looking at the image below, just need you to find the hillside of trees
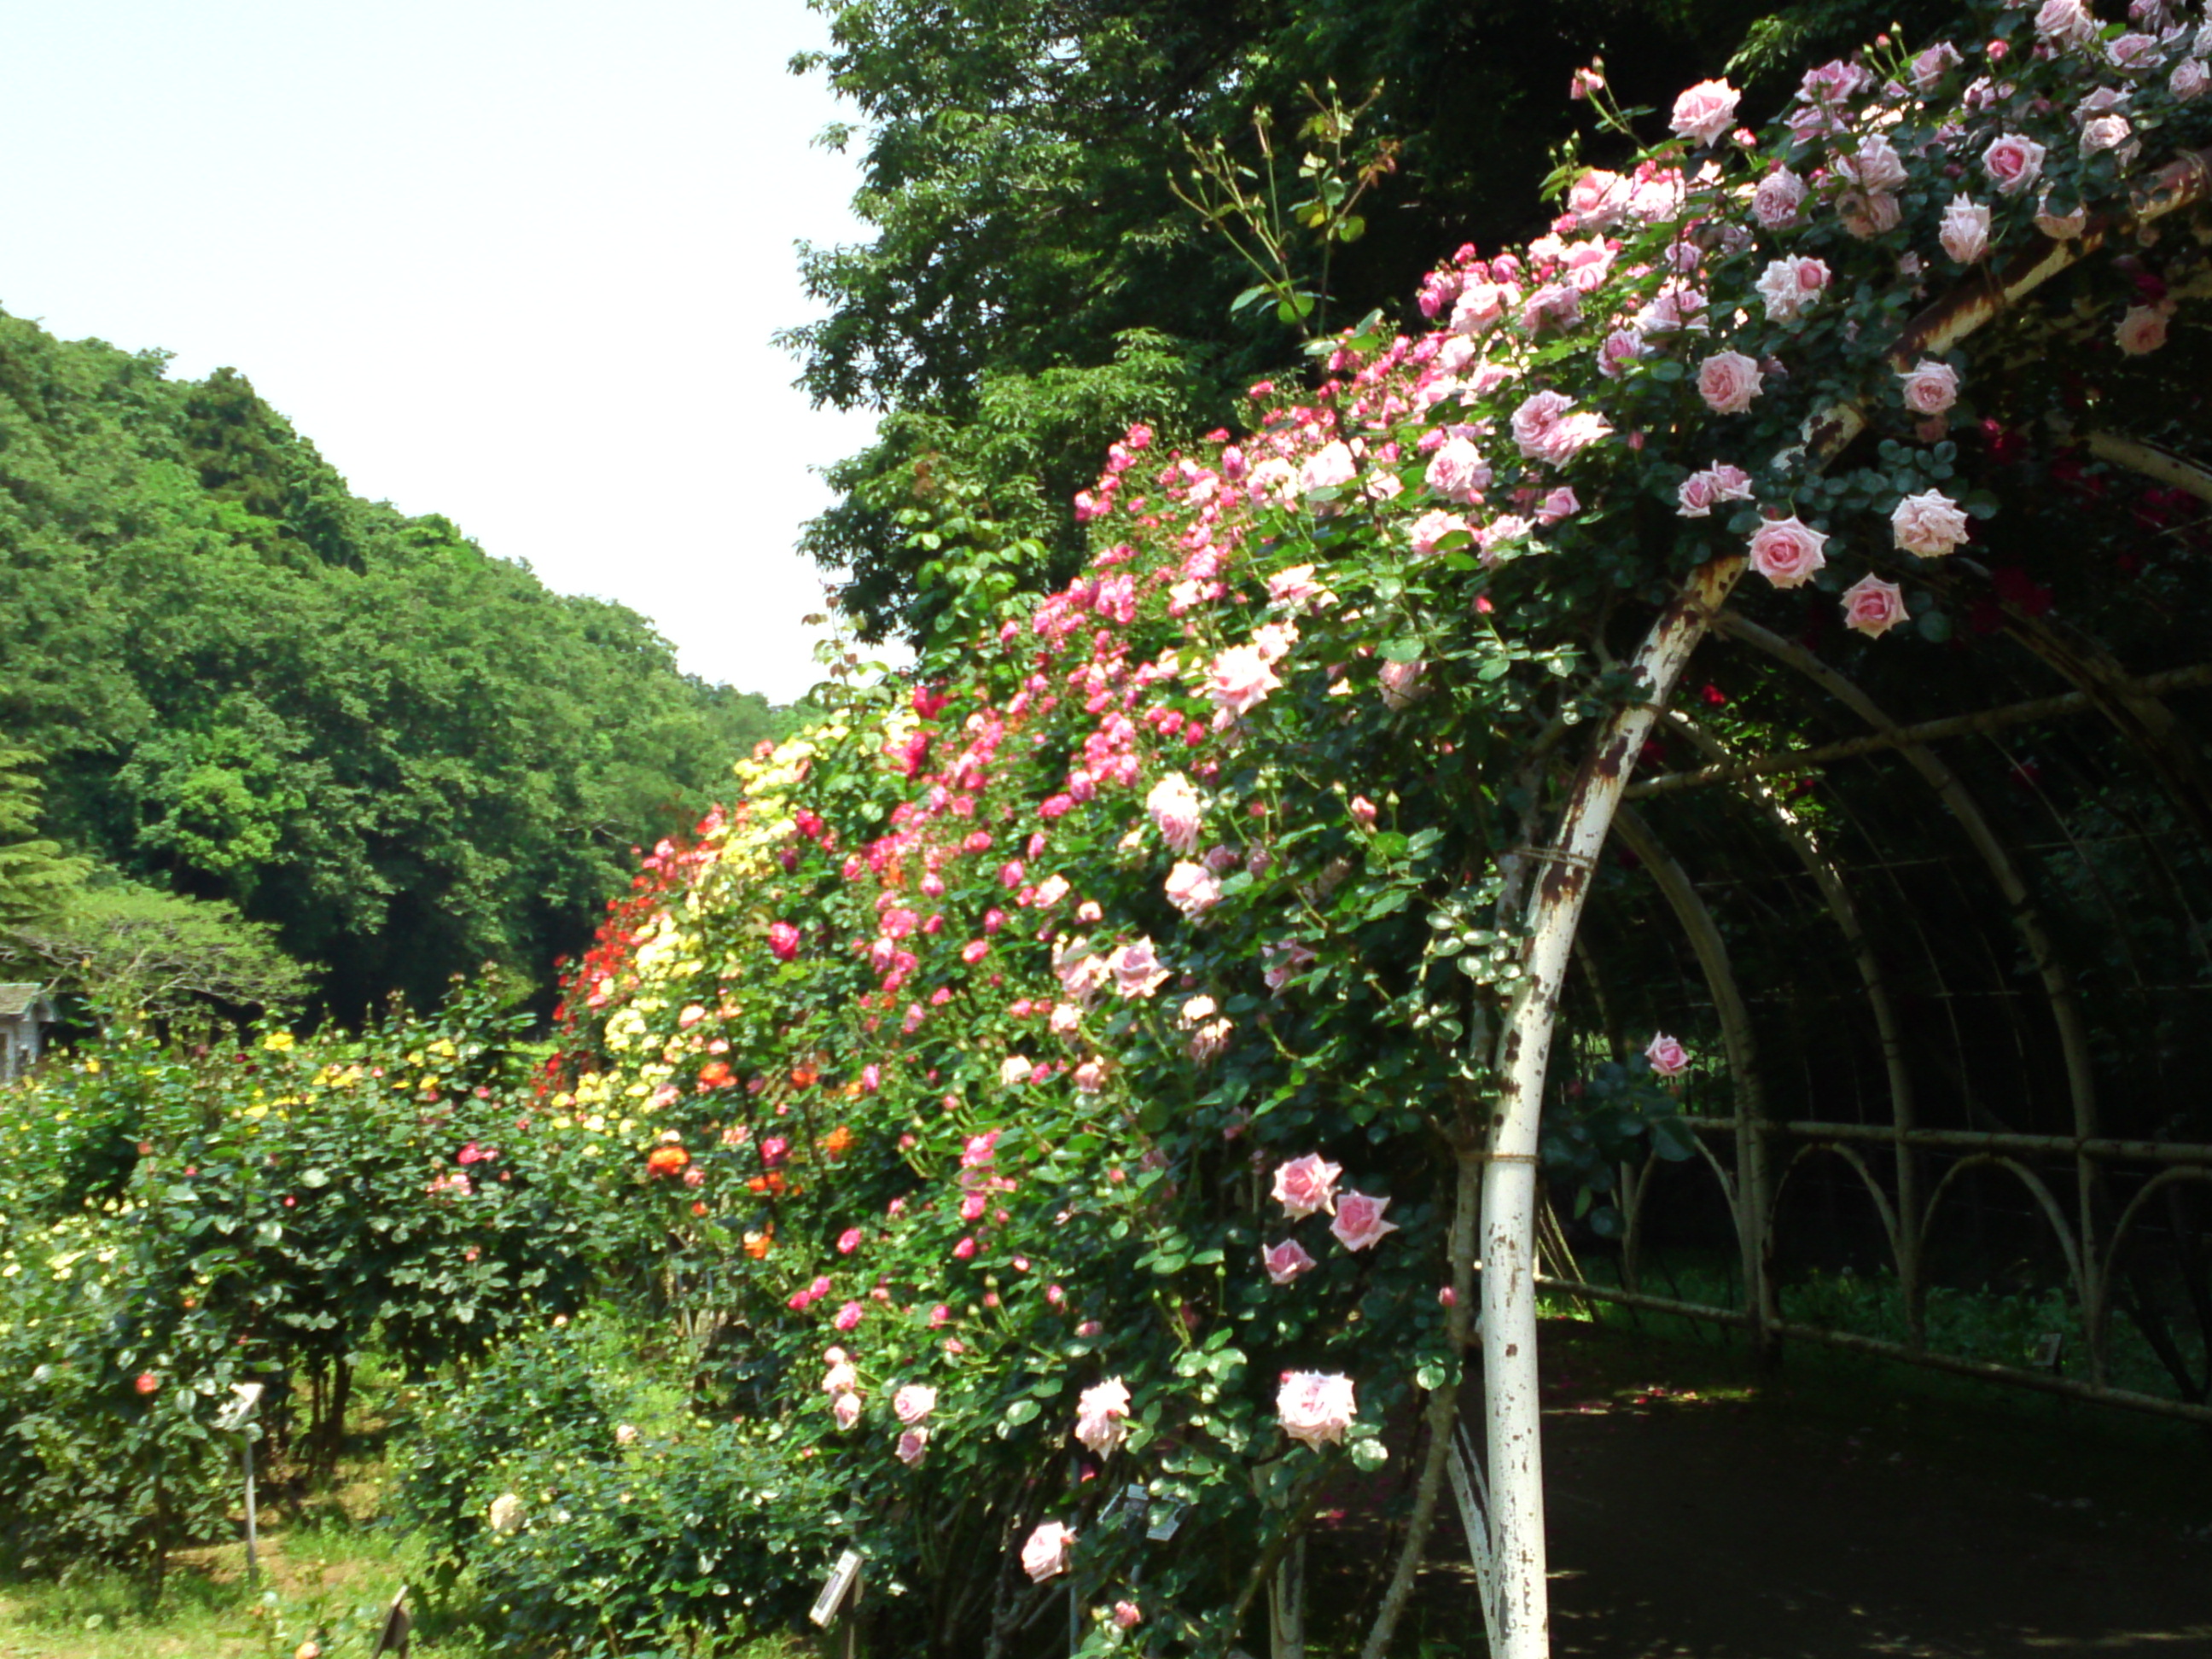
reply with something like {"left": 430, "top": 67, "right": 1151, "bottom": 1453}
{"left": 0, "top": 311, "right": 799, "bottom": 1018}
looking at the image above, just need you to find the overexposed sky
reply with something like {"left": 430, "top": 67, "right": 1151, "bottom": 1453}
{"left": 0, "top": 0, "right": 883, "bottom": 704}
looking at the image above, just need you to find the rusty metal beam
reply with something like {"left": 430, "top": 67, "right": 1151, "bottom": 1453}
{"left": 1684, "top": 1116, "right": 2212, "bottom": 1166}
{"left": 1626, "top": 661, "right": 2212, "bottom": 799}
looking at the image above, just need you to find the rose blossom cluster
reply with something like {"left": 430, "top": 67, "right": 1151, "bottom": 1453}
{"left": 566, "top": 3, "right": 2212, "bottom": 1612}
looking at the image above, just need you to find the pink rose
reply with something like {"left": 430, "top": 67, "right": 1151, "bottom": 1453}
{"left": 1697, "top": 352, "right": 1765, "bottom": 415}
{"left": 1751, "top": 166, "right": 1808, "bottom": 229}
{"left": 836, "top": 1226, "right": 864, "bottom": 1255}
{"left": 833, "top": 1391, "right": 862, "bottom": 1431}
{"left": 1837, "top": 189, "right": 1901, "bottom": 239}
{"left": 1910, "top": 41, "right": 1963, "bottom": 89}
{"left": 1982, "top": 133, "right": 2046, "bottom": 195}
{"left": 893, "top": 1383, "right": 936, "bottom": 1425}
{"left": 1164, "top": 860, "right": 1223, "bottom": 917}
{"left": 1262, "top": 938, "right": 1316, "bottom": 995}
{"left": 1677, "top": 463, "right": 1754, "bottom": 519}
{"left": 1107, "top": 937, "right": 1171, "bottom": 999}
{"left": 1141, "top": 778, "right": 1194, "bottom": 858}
{"left": 1272, "top": 1152, "right": 1343, "bottom": 1220}
{"left": 1537, "top": 487, "right": 1580, "bottom": 525}
{"left": 1072, "top": 1057, "right": 1109, "bottom": 1093}
{"left": 1567, "top": 167, "right": 1630, "bottom": 229}
{"left": 1596, "top": 328, "right": 1644, "bottom": 379}
{"left": 1073, "top": 1377, "right": 1132, "bottom": 1456}
{"left": 1891, "top": 490, "right": 1971, "bottom": 556}
{"left": 1668, "top": 78, "right": 1741, "bottom": 144}
{"left": 960, "top": 1130, "right": 998, "bottom": 1168}
{"left": 1112, "top": 1603, "right": 1143, "bottom": 1630}
{"left": 2173, "top": 58, "right": 2209, "bottom": 100}
{"left": 1424, "top": 431, "right": 1495, "bottom": 498}
{"left": 1508, "top": 392, "right": 1611, "bottom": 468}
{"left": 2035, "top": 0, "right": 2098, "bottom": 46}
{"left": 1188, "top": 1017, "right": 1233, "bottom": 1063}
{"left": 1842, "top": 574, "right": 1910, "bottom": 637}
{"left": 1378, "top": 658, "right": 1429, "bottom": 710}
{"left": 1021, "top": 1521, "right": 1077, "bottom": 1583}
{"left": 1409, "top": 509, "right": 1471, "bottom": 557}
{"left": 1755, "top": 256, "right": 1829, "bottom": 323}
{"left": 1203, "top": 643, "right": 1283, "bottom": 724}
{"left": 2106, "top": 32, "right": 2161, "bottom": 72}
{"left": 1298, "top": 439, "right": 1358, "bottom": 495}
{"left": 1329, "top": 1191, "right": 1400, "bottom": 1253}
{"left": 1748, "top": 516, "right": 1829, "bottom": 587}
{"left": 1263, "top": 1238, "right": 1318, "bottom": 1285}
{"left": 2116, "top": 302, "right": 2173, "bottom": 355}
{"left": 834, "top": 1301, "right": 864, "bottom": 1331}
{"left": 1266, "top": 564, "right": 1335, "bottom": 608}
{"left": 1939, "top": 195, "right": 1991, "bottom": 264}
{"left": 768, "top": 921, "right": 801, "bottom": 961}
{"left": 952, "top": 1236, "right": 977, "bottom": 1260}
{"left": 1798, "top": 57, "right": 1870, "bottom": 106}
{"left": 1897, "top": 359, "right": 1960, "bottom": 416}
{"left": 1451, "top": 281, "right": 1512, "bottom": 335}
{"left": 1644, "top": 1033, "right": 1691, "bottom": 1077}
{"left": 2079, "top": 114, "right": 2133, "bottom": 156}
{"left": 1845, "top": 133, "right": 1908, "bottom": 194}
{"left": 1277, "top": 1371, "right": 1358, "bottom": 1450}
{"left": 895, "top": 1427, "right": 928, "bottom": 1466}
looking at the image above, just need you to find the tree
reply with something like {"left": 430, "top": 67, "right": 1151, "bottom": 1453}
{"left": 0, "top": 746, "right": 84, "bottom": 928}
{"left": 0, "top": 312, "right": 810, "bottom": 1016}
{"left": 9, "top": 878, "right": 310, "bottom": 1025}
{"left": 784, "top": 0, "right": 1782, "bottom": 642}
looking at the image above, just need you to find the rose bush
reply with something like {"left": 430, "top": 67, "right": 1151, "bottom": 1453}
{"left": 0, "top": 975, "right": 630, "bottom": 1579}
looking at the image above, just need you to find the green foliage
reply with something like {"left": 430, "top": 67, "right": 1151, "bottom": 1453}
{"left": 0, "top": 975, "right": 637, "bottom": 1580}
{"left": 393, "top": 1310, "right": 844, "bottom": 1656}
{"left": 0, "top": 745, "right": 86, "bottom": 928}
{"left": 7, "top": 876, "right": 310, "bottom": 1025}
{"left": 0, "top": 315, "right": 802, "bottom": 1015}
{"left": 1542, "top": 1056, "right": 1700, "bottom": 1238}
{"left": 810, "top": 330, "right": 1231, "bottom": 643}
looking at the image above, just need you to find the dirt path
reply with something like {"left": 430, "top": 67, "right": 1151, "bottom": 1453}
{"left": 1525, "top": 1318, "right": 2212, "bottom": 1657}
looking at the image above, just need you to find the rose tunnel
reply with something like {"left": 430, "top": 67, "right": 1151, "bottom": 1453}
{"left": 558, "top": 12, "right": 2212, "bottom": 1658}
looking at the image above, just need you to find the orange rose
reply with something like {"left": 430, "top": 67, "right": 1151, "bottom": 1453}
{"left": 645, "top": 1144, "right": 690, "bottom": 1178}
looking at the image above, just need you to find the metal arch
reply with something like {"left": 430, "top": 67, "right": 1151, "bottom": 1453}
{"left": 1918, "top": 1154, "right": 2087, "bottom": 1310}
{"left": 2088, "top": 1165, "right": 2212, "bottom": 1351}
{"left": 1689, "top": 1130, "right": 1740, "bottom": 1210}
{"left": 1768, "top": 1140, "right": 1905, "bottom": 1276}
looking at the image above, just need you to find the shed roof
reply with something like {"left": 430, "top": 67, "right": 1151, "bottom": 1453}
{"left": 0, "top": 984, "right": 49, "bottom": 1019}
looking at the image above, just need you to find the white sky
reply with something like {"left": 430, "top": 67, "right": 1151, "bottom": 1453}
{"left": 0, "top": 0, "right": 888, "bottom": 705}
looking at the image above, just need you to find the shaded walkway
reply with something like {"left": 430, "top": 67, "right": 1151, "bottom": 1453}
{"left": 1534, "top": 1318, "right": 2212, "bottom": 1657}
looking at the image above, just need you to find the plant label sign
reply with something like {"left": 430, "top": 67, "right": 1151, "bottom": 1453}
{"left": 214, "top": 1380, "right": 265, "bottom": 1434}
{"left": 811, "top": 1549, "right": 863, "bottom": 1627}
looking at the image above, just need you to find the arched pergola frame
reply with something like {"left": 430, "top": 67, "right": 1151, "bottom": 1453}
{"left": 1464, "top": 144, "right": 2212, "bottom": 1659}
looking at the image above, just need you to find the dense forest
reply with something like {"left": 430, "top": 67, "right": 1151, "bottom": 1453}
{"left": 0, "top": 311, "right": 797, "bottom": 1018}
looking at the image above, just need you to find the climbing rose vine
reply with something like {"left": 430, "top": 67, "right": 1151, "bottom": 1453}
{"left": 554, "top": 3, "right": 2209, "bottom": 1650}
